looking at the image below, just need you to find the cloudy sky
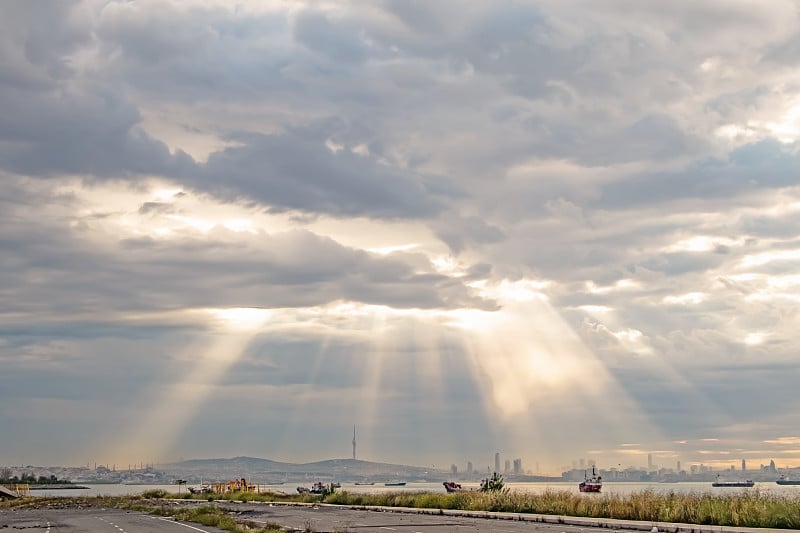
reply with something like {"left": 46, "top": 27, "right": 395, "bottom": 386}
{"left": 2, "top": 0, "right": 800, "bottom": 475}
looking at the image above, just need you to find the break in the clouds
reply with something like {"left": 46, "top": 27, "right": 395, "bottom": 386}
{"left": 1, "top": 0, "right": 800, "bottom": 473}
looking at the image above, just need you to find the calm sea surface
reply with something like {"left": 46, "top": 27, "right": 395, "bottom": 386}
{"left": 32, "top": 481, "right": 800, "bottom": 498}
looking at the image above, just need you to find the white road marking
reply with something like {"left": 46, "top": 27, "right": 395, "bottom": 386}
{"left": 156, "top": 516, "right": 214, "bottom": 532}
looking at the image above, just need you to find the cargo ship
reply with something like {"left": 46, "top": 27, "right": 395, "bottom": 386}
{"left": 712, "top": 475, "right": 754, "bottom": 487}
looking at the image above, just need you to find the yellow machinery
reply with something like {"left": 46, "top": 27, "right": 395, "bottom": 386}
{"left": 211, "top": 478, "right": 258, "bottom": 494}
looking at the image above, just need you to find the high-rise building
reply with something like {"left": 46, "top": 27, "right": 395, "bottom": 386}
{"left": 676, "top": 460, "right": 681, "bottom": 472}
{"left": 451, "top": 464, "right": 458, "bottom": 474}
{"left": 495, "top": 453, "right": 500, "bottom": 473}
{"left": 769, "top": 460, "right": 776, "bottom": 472}
{"left": 647, "top": 453, "right": 653, "bottom": 470}
{"left": 467, "top": 461, "right": 473, "bottom": 474}
{"left": 504, "top": 459, "right": 511, "bottom": 473}
{"left": 352, "top": 425, "right": 356, "bottom": 461}
{"left": 513, "top": 458, "right": 522, "bottom": 474}
{"left": 741, "top": 459, "right": 746, "bottom": 472}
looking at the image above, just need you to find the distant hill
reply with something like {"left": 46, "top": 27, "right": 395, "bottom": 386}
{"left": 172, "top": 456, "right": 293, "bottom": 470}
{"left": 163, "top": 456, "right": 444, "bottom": 483}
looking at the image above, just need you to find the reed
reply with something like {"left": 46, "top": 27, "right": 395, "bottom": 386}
{"left": 323, "top": 488, "right": 800, "bottom": 529}
{"left": 4, "top": 488, "right": 800, "bottom": 530}
{"left": 140, "top": 487, "right": 800, "bottom": 529}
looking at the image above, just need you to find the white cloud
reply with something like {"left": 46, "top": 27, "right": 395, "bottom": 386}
{"left": 2, "top": 0, "right": 800, "bottom": 470}
{"left": 663, "top": 292, "right": 706, "bottom": 305}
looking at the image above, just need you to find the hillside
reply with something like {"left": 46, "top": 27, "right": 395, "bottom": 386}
{"left": 164, "top": 457, "right": 443, "bottom": 483}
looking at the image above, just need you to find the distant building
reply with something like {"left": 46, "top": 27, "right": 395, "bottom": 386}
{"left": 495, "top": 453, "right": 500, "bottom": 473}
{"left": 677, "top": 461, "right": 681, "bottom": 472}
{"left": 648, "top": 454, "right": 653, "bottom": 470}
{"left": 504, "top": 459, "right": 510, "bottom": 473}
{"left": 742, "top": 459, "right": 746, "bottom": 472}
{"left": 467, "top": 461, "right": 473, "bottom": 474}
{"left": 769, "top": 460, "right": 776, "bottom": 473}
{"left": 513, "top": 458, "right": 522, "bottom": 475}
{"left": 451, "top": 464, "right": 458, "bottom": 475}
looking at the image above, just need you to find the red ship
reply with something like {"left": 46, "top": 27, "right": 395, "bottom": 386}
{"left": 443, "top": 481, "right": 466, "bottom": 493}
{"left": 579, "top": 465, "right": 602, "bottom": 493}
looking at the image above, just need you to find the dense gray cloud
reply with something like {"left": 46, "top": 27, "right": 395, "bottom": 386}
{"left": 200, "top": 130, "right": 448, "bottom": 218}
{"left": 1, "top": 0, "right": 800, "bottom": 470}
{"left": 0, "top": 179, "right": 489, "bottom": 320}
{"left": 599, "top": 140, "right": 800, "bottom": 209}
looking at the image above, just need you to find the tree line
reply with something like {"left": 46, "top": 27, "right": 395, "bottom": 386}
{"left": 1, "top": 468, "right": 71, "bottom": 485}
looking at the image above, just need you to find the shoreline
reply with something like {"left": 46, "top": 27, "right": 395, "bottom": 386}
{"left": 28, "top": 484, "right": 90, "bottom": 490}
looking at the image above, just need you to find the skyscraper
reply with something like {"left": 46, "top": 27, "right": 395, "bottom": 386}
{"left": 495, "top": 453, "right": 500, "bottom": 473}
{"left": 741, "top": 459, "right": 746, "bottom": 472}
{"left": 647, "top": 453, "right": 653, "bottom": 470}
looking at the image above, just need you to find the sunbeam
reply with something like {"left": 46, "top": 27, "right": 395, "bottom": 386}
{"left": 99, "top": 309, "right": 270, "bottom": 464}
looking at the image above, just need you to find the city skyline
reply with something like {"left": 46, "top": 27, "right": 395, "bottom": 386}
{"left": 4, "top": 440, "right": 797, "bottom": 478}
{"left": 2, "top": 450, "right": 796, "bottom": 479}
{"left": 1, "top": 1, "right": 800, "bottom": 472}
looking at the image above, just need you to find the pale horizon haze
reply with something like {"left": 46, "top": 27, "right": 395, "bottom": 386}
{"left": 1, "top": 0, "right": 800, "bottom": 475}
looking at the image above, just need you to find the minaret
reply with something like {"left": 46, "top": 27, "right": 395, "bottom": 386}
{"left": 352, "top": 425, "right": 357, "bottom": 460}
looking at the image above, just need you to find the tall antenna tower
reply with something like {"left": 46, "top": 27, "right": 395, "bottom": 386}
{"left": 352, "top": 425, "right": 356, "bottom": 460}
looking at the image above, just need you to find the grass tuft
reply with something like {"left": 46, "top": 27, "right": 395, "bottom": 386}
{"left": 4, "top": 486, "right": 800, "bottom": 531}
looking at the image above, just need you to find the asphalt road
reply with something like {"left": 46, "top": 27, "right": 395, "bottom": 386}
{"left": 5, "top": 502, "right": 794, "bottom": 533}
{"left": 0, "top": 507, "right": 229, "bottom": 533}
{"left": 0, "top": 504, "right": 621, "bottom": 533}
{"left": 219, "top": 502, "right": 607, "bottom": 533}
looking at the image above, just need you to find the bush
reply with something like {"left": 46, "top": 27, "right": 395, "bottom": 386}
{"left": 480, "top": 472, "right": 506, "bottom": 493}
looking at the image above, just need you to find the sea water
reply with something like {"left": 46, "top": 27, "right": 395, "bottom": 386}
{"left": 31, "top": 481, "right": 800, "bottom": 498}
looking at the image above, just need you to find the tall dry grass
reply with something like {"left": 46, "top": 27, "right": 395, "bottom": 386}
{"left": 324, "top": 488, "right": 800, "bottom": 528}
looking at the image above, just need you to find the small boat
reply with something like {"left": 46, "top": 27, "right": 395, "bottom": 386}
{"left": 384, "top": 481, "right": 406, "bottom": 487}
{"left": 354, "top": 481, "right": 375, "bottom": 485}
{"left": 443, "top": 481, "right": 467, "bottom": 493}
{"left": 776, "top": 474, "right": 800, "bottom": 485}
{"left": 712, "top": 475, "right": 754, "bottom": 487}
{"left": 188, "top": 484, "right": 213, "bottom": 494}
{"left": 579, "top": 465, "right": 602, "bottom": 493}
{"left": 297, "top": 481, "right": 327, "bottom": 494}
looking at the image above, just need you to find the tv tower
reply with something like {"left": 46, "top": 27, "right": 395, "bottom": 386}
{"left": 352, "top": 425, "right": 357, "bottom": 460}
